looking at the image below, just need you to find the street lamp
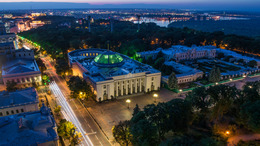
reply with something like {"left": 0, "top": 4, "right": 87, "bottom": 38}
{"left": 179, "top": 89, "right": 183, "bottom": 92}
{"left": 153, "top": 93, "right": 158, "bottom": 104}
{"left": 225, "top": 131, "right": 230, "bottom": 135}
{"left": 80, "top": 92, "right": 83, "bottom": 95}
{"left": 230, "top": 79, "right": 233, "bottom": 81}
{"left": 126, "top": 99, "right": 131, "bottom": 109}
{"left": 216, "top": 82, "right": 219, "bottom": 85}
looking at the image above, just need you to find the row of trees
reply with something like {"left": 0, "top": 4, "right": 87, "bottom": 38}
{"left": 112, "top": 82, "right": 260, "bottom": 145}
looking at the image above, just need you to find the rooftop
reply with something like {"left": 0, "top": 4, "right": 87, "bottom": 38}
{"left": 164, "top": 61, "right": 203, "bottom": 77}
{"left": 138, "top": 45, "right": 216, "bottom": 55}
{"left": 93, "top": 51, "right": 124, "bottom": 67}
{"left": 69, "top": 49, "right": 160, "bottom": 83}
{"left": 2, "top": 58, "right": 40, "bottom": 76}
{"left": 0, "top": 105, "right": 58, "bottom": 145}
{"left": 0, "top": 88, "right": 38, "bottom": 109}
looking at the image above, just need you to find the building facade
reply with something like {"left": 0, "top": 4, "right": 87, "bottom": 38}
{"left": 161, "top": 61, "right": 203, "bottom": 84}
{"left": 2, "top": 58, "right": 42, "bottom": 87}
{"left": 138, "top": 45, "right": 216, "bottom": 62}
{"left": 0, "top": 88, "right": 39, "bottom": 117}
{"left": 68, "top": 49, "right": 161, "bottom": 102}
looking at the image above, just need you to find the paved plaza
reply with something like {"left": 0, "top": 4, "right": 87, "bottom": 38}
{"left": 87, "top": 88, "right": 182, "bottom": 141}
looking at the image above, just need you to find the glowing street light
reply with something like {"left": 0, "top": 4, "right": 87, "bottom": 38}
{"left": 215, "top": 82, "right": 219, "bottom": 85}
{"left": 179, "top": 89, "right": 183, "bottom": 92}
{"left": 249, "top": 86, "right": 252, "bottom": 89}
{"left": 243, "top": 75, "right": 246, "bottom": 78}
{"left": 153, "top": 93, "right": 158, "bottom": 104}
{"left": 225, "top": 131, "right": 230, "bottom": 135}
{"left": 126, "top": 99, "right": 131, "bottom": 109}
{"left": 80, "top": 92, "right": 83, "bottom": 95}
{"left": 230, "top": 79, "right": 233, "bottom": 81}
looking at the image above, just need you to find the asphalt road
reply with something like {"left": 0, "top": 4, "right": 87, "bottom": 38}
{"left": 42, "top": 56, "right": 111, "bottom": 146}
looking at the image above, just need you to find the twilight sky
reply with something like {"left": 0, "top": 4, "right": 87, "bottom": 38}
{"left": 0, "top": 0, "right": 259, "bottom": 4}
{"left": 0, "top": 0, "right": 259, "bottom": 11}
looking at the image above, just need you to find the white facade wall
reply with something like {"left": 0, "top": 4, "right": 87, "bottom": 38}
{"left": 89, "top": 72, "right": 161, "bottom": 101}
{"left": 3, "top": 73, "right": 42, "bottom": 86}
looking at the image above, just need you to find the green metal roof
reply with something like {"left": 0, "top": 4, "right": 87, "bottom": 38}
{"left": 94, "top": 51, "right": 124, "bottom": 65}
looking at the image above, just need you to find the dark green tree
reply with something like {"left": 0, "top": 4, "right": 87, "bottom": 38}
{"left": 168, "top": 72, "right": 179, "bottom": 89}
{"left": 130, "top": 111, "right": 159, "bottom": 146}
{"left": 166, "top": 99, "right": 193, "bottom": 133}
{"left": 112, "top": 120, "right": 132, "bottom": 146}
{"left": 55, "top": 58, "right": 71, "bottom": 76}
{"left": 36, "top": 58, "right": 47, "bottom": 76}
{"left": 240, "top": 100, "right": 260, "bottom": 133}
{"left": 143, "top": 103, "right": 170, "bottom": 140}
{"left": 132, "top": 104, "right": 141, "bottom": 116}
{"left": 207, "top": 85, "right": 238, "bottom": 120}
{"left": 186, "top": 86, "right": 212, "bottom": 114}
{"left": 209, "top": 66, "right": 221, "bottom": 83}
{"left": 248, "top": 60, "right": 257, "bottom": 68}
{"left": 67, "top": 76, "right": 94, "bottom": 100}
{"left": 58, "top": 119, "right": 82, "bottom": 145}
{"left": 154, "top": 57, "right": 165, "bottom": 70}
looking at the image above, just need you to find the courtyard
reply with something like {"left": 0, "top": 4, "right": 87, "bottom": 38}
{"left": 84, "top": 88, "right": 182, "bottom": 141}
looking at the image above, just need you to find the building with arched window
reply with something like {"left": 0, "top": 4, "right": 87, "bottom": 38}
{"left": 68, "top": 49, "right": 161, "bottom": 102}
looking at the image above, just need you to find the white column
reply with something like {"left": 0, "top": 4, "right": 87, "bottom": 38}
{"left": 130, "top": 80, "right": 133, "bottom": 94}
{"left": 120, "top": 81, "right": 123, "bottom": 96}
{"left": 135, "top": 79, "right": 137, "bottom": 93}
{"left": 139, "top": 78, "right": 141, "bottom": 92}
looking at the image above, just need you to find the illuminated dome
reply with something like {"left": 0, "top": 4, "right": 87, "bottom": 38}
{"left": 93, "top": 51, "right": 124, "bottom": 67}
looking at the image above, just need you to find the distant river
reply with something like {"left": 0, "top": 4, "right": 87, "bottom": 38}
{"left": 133, "top": 18, "right": 171, "bottom": 27}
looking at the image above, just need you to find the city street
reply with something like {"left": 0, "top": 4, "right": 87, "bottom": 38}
{"left": 42, "top": 56, "right": 111, "bottom": 146}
